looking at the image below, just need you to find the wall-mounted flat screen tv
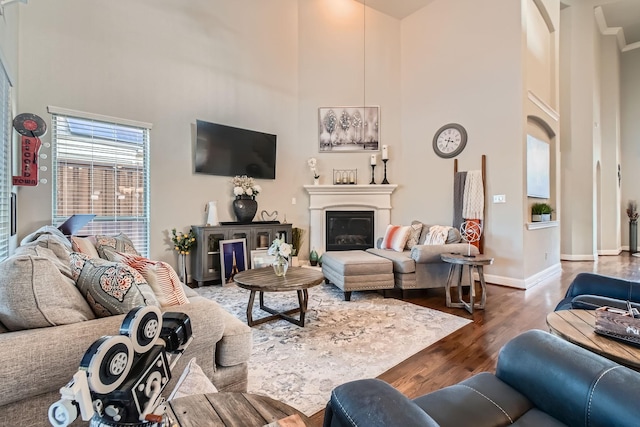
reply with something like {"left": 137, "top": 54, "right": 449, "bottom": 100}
{"left": 194, "top": 119, "right": 277, "bottom": 179}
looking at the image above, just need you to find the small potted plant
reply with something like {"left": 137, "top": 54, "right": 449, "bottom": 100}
{"left": 531, "top": 203, "right": 553, "bottom": 222}
{"left": 291, "top": 227, "right": 305, "bottom": 267}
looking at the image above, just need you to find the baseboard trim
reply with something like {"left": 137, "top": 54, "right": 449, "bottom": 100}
{"left": 483, "top": 263, "right": 561, "bottom": 290}
{"left": 598, "top": 248, "right": 622, "bottom": 256}
{"left": 560, "top": 254, "right": 597, "bottom": 261}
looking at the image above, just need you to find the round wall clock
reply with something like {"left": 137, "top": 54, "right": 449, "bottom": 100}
{"left": 432, "top": 123, "right": 467, "bottom": 158}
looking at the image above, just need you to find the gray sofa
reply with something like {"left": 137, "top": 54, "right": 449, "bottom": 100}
{"left": 367, "top": 222, "right": 478, "bottom": 294}
{"left": 0, "top": 228, "right": 252, "bottom": 427}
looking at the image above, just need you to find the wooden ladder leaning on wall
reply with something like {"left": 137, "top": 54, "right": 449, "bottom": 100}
{"left": 454, "top": 154, "right": 486, "bottom": 254}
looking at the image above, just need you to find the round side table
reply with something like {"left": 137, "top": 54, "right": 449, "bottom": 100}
{"left": 441, "top": 253, "right": 494, "bottom": 314}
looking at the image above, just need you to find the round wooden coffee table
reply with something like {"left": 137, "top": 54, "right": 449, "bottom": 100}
{"left": 233, "top": 267, "right": 325, "bottom": 327}
{"left": 546, "top": 309, "right": 640, "bottom": 371}
{"left": 166, "top": 392, "right": 310, "bottom": 426}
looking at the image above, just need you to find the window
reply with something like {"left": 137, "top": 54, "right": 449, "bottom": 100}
{"left": 49, "top": 107, "right": 151, "bottom": 256}
{"left": 0, "top": 62, "right": 11, "bottom": 261}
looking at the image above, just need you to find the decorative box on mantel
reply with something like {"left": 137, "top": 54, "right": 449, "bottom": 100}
{"left": 304, "top": 184, "right": 398, "bottom": 254}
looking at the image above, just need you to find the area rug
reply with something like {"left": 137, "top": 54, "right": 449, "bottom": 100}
{"left": 194, "top": 283, "right": 471, "bottom": 416}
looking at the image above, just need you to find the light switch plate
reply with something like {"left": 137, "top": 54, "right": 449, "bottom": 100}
{"left": 493, "top": 194, "right": 506, "bottom": 203}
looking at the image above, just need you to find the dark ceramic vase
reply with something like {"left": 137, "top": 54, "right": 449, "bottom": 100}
{"left": 233, "top": 195, "right": 257, "bottom": 223}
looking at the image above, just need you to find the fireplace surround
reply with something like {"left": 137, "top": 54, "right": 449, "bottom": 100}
{"left": 304, "top": 185, "right": 398, "bottom": 254}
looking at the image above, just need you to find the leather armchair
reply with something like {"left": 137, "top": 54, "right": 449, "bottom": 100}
{"left": 555, "top": 272, "right": 640, "bottom": 311}
{"left": 323, "top": 329, "right": 640, "bottom": 427}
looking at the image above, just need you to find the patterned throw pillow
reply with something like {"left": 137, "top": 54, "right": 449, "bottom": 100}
{"left": 168, "top": 358, "right": 218, "bottom": 401}
{"left": 70, "top": 252, "right": 159, "bottom": 318}
{"left": 110, "top": 252, "right": 190, "bottom": 307}
{"left": 95, "top": 233, "right": 140, "bottom": 259}
{"left": 380, "top": 225, "right": 411, "bottom": 252}
{"left": 405, "top": 221, "right": 423, "bottom": 250}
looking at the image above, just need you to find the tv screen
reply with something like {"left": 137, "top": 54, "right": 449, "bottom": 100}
{"left": 194, "top": 120, "right": 277, "bottom": 179}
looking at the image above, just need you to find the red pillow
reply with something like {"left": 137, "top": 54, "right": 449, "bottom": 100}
{"left": 381, "top": 225, "right": 411, "bottom": 252}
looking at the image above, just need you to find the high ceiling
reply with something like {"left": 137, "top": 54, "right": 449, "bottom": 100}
{"left": 355, "top": 0, "right": 640, "bottom": 51}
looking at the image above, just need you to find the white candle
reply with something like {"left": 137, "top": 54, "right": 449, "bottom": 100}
{"left": 370, "top": 154, "right": 377, "bottom": 165}
{"left": 382, "top": 145, "right": 389, "bottom": 160}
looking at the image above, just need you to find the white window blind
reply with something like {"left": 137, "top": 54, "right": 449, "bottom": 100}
{"left": 49, "top": 108, "right": 151, "bottom": 256}
{"left": 0, "top": 62, "right": 10, "bottom": 261}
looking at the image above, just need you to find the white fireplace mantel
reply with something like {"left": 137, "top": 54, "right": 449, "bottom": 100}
{"left": 304, "top": 184, "right": 398, "bottom": 254}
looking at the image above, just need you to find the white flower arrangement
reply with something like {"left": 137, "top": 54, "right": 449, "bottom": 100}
{"left": 307, "top": 157, "right": 320, "bottom": 179}
{"left": 232, "top": 175, "right": 261, "bottom": 198}
{"left": 268, "top": 237, "right": 292, "bottom": 260}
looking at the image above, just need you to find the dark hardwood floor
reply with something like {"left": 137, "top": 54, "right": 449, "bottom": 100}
{"left": 307, "top": 253, "right": 640, "bottom": 426}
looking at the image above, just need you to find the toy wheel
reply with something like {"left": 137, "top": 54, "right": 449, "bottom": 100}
{"left": 81, "top": 335, "right": 134, "bottom": 395}
{"left": 120, "top": 306, "right": 162, "bottom": 354}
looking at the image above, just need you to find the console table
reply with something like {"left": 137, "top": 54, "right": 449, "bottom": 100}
{"left": 191, "top": 223, "right": 292, "bottom": 286}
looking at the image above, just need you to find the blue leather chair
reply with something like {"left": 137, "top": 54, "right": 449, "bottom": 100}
{"left": 554, "top": 272, "right": 640, "bottom": 311}
{"left": 323, "top": 329, "right": 640, "bottom": 427}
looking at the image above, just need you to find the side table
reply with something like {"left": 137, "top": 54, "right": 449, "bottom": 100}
{"left": 441, "top": 253, "right": 494, "bottom": 314}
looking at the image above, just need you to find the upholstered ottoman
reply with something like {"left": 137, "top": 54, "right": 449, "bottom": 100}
{"left": 322, "top": 250, "right": 394, "bottom": 301}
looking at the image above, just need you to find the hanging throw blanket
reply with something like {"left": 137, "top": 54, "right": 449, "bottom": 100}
{"left": 453, "top": 171, "right": 467, "bottom": 230}
{"left": 424, "top": 225, "right": 452, "bottom": 245}
{"left": 462, "top": 170, "right": 484, "bottom": 221}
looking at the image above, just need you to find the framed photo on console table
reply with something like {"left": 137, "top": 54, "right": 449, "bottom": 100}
{"left": 219, "top": 238, "right": 248, "bottom": 284}
{"left": 250, "top": 249, "right": 276, "bottom": 269}
{"left": 318, "top": 106, "right": 380, "bottom": 152}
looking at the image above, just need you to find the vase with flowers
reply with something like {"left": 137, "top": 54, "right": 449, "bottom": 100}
{"left": 268, "top": 237, "right": 292, "bottom": 276}
{"left": 308, "top": 157, "right": 320, "bottom": 185}
{"left": 171, "top": 228, "right": 196, "bottom": 284}
{"left": 232, "top": 175, "right": 261, "bottom": 223}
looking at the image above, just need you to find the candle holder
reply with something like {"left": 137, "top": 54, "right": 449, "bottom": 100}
{"left": 381, "top": 159, "right": 390, "bottom": 184}
{"left": 369, "top": 164, "right": 376, "bottom": 185}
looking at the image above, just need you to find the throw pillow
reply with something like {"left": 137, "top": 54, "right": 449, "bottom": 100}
{"left": 110, "top": 252, "right": 190, "bottom": 307}
{"left": 380, "top": 225, "right": 411, "bottom": 252}
{"left": 71, "top": 236, "right": 100, "bottom": 259}
{"left": 95, "top": 233, "right": 140, "bottom": 259}
{"left": 70, "top": 252, "right": 159, "bottom": 318}
{"left": 0, "top": 251, "right": 95, "bottom": 331}
{"left": 168, "top": 358, "right": 218, "bottom": 401}
{"left": 405, "top": 221, "right": 423, "bottom": 250}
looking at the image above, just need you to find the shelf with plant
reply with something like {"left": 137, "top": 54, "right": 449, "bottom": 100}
{"left": 531, "top": 202, "right": 553, "bottom": 222}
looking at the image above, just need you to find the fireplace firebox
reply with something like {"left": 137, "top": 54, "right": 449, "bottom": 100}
{"left": 325, "top": 211, "right": 374, "bottom": 251}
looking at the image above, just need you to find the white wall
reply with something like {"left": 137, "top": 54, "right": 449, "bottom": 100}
{"left": 621, "top": 48, "right": 640, "bottom": 247}
{"left": 0, "top": 1, "right": 19, "bottom": 84}
{"left": 17, "top": 0, "right": 301, "bottom": 263}
{"left": 16, "top": 0, "right": 401, "bottom": 265}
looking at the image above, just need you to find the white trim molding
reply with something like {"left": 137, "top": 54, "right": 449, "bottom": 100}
{"left": 560, "top": 253, "right": 597, "bottom": 261}
{"left": 47, "top": 106, "right": 153, "bottom": 129}
{"left": 526, "top": 220, "right": 559, "bottom": 230}
{"left": 483, "top": 262, "right": 562, "bottom": 290}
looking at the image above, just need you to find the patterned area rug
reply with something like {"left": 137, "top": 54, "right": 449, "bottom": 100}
{"left": 194, "top": 282, "right": 471, "bottom": 416}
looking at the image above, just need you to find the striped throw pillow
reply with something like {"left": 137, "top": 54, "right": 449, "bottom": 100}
{"left": 380, "top": 225, "right": 411, "bottom": 252}
{"left": 112, "top": 252, "right": 190, "bottom": 307}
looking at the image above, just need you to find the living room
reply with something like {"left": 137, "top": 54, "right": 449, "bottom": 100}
{"left": 2, "top": 0, "right": 640, "bottom": 426}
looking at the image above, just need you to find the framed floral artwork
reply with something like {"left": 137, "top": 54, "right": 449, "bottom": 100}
{"left": 318, "top": 106, "right": 380, "bottom": 152}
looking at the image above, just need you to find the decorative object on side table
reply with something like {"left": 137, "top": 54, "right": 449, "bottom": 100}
{"left": 627, "top": 200, "right": 638, "bottom": 254}
{"left": 172, "top": 227, "right": 196, "bottom": 284}
{"left": 308, "top": 157, "right": 320, "bottom": 185}
{"left": 268, "top": 237, "right": 292, "bottom": 277}
{"left": 231, "top": 175, "right": 261, "bottom": 223}
{"left": 459, "top": 220, "right": 482, "bottom": 257}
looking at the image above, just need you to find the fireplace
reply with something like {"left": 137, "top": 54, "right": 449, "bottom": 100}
{"left": 304, "top": 184, "right": 397, "bottom": 254}
{"left": 326, "top": 211, "right": 374, "bottom": 251}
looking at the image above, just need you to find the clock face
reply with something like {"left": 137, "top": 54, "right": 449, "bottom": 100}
{"left": 433, "top": 123, "right": 467, "bottom": 158}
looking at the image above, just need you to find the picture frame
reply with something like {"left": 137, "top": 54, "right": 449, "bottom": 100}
{"left": 526, "top": 135, "right": 550, "bottom": 199}
{"left": 219, "top": 238, "right": 248, "bottom": 284}
{"left": 319, "top": 106, "right": 380, "bottom": 152}
{"left": 250, "top": 249, "right": 276, "bottom": 269}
